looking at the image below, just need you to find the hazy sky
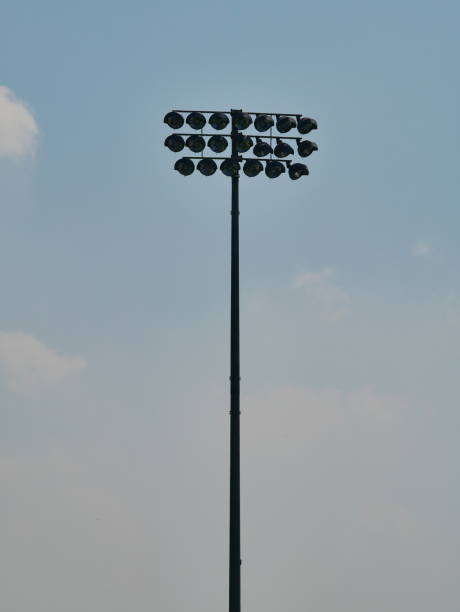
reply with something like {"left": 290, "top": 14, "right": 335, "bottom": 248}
{"left": 2, "top": 1, "right": 460, "bottom": 611}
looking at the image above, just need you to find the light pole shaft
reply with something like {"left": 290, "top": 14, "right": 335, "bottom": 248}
{"left": 229, "top": 111, "right": 241, "bottom": 612}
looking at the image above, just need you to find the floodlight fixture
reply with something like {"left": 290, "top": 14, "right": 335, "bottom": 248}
{"left": 164, "top": 111, "right": 184, "bottom": 129}
{"left": 288, "top": 162, "right": 309, "bottom": 180}
{"left": 186, "top": 112, "right": 207, "bottom": 130}
{"left": 297, "top": 139, "right": 318, "bottom": 157}
{"left": 164, "top": 134, "right": 185, "bottom": 152}
{"left": 220, "top": 159, "right": 240, "bottom": 177}
{"left": 186, "top": 134, "right": 206, "bottom": 153}
{"left": 233, "top": 112, "right": 252, "bottom": 130}
{"left": 243, "top": 160, "right": 263, "bottom": 177}
{"left": 297, "top": 116, "right": 318, "bottom": 134}
{"left": 254, "top": 114, "right": 274, "bottom": 132}
{"left": 265, "top": 160, "right": 286, "bottom": 178}
{"left": 208, "top": 135, "right": 229, "bottom": 153}
{"left": 198, "top": 158, "right": 218, "bottom": 176}
{"left": 276, "top": 115, "right": 297, "bottom": 133}
{"left": 274, "top": 139, "right": 294, "bottom": 158}
{"left": 253, "top": 138, "right": 273, "bottom": 157}
{"left": 174, "top": 157, "right": 195, "bottom": 176}
{"left": 235, "top": 134, "right": 253, "bottom": 153}
{"left": 209, "top": 112, "right": 230, "bottom": 130}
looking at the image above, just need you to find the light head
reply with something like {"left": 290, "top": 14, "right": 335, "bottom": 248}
{"left": 197, "top": 158, "right": 218, "bottom": 176}
{"left": 220, "top": 159, "right": 240, "bottom": 177}
{"left": 164, "top": 111, "right": 184, "bottom": 129}
{"left": 253, "top": 138, "right": 273, "bottom": 157}
{"left": 243, "top": 160, "right": 263, "bottom": 177}
{"left": 174, "top": 157, "right": 195, "bottom": 176}
{"left": 274, "top": 139, "right": 294, "bottom": 158}
{"left": 235, "top": 134, "right": 253, "bottom": 153}
{"left": 209, "top": 112, "right": 229, "bottom": 130}
{"left": 297, "top": 139, "right": 318, "bottom": 158}
{"left": 297, "top": 117, "right": 318, "bottom": 134}
{"left": 276, "top": 115, "right": 296, "bottom": 133}
{"left": 186, "top": 112, "right": 206, "bottom": 130}
{"left": 265, "top": 160, "right": 286, "bottom": 178}
{"left": 233, "top": 111, "right": 252, "bottom": 131}
{"left": 288, "top": 162, "right": 309, "bottom": 180}
{"left": 208, "top": 135, "right": 228, "bottom": 153}
{"left": 186, "top": 135, "right": 206, "bottom": 153}
{"left": 164, "top": 134, "right": 185, "bottom": 152}
{"left": 254, "top": 114, "right": 274, "bottom": 132}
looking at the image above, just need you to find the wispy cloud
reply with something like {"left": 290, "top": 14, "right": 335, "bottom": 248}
{"left": 0, "top": 86, "right": 38, "bottom": 159}
{"left": 412, "top": 241, "right": 433, "bottom": 257}
{"left": 0, "top": 331, "right": 85, "bottom": 392}
{"left": 291, "top": 268, "right": 351, "bottom": 320}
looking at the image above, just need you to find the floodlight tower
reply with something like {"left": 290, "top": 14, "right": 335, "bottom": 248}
{"left": 163, "top": 107, "right": 318, "bottom": 612}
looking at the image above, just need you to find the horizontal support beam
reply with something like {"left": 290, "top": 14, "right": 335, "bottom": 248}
{"left": 172, "top": 109, "right": 302, "bottom": 117}
{"left": 181, "top": 156, "right": 295, "bottom": 164}
{"left": 172, "top": 133, "right": 302, "bottom": 140}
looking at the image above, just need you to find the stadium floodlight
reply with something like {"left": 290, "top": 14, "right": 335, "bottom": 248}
{"left": 276, "top": 115, "right": 297, "bottom": 133}
{"left": 174, "top": 157, "right": 195, "bottom": 176}
{"left": 297, "top": 139, "right": 318, "bottom": 157}
{"left": 243, "top": 159, "right": 263, "bottom": 177}
{"left": 164, "top": 111, "right": 184, "bottom": 129}
{"left": 209, "top": 112, "right": 230, "bottom": 130}
{"left": 164, "top": 134, "right": 185, "bottom": 152}
{"left": 198, "top": 158, "right": 218, "bottom": 176}
{"left": 254, "top": 114, "right": 274, "bottom": 132}
{"left": 233, "top": 111, "right": 252, "bottom": 130}
{"left": 163, "top": 107, "right": 318, "bottom": 612}
{"left": 186, "top": 135, "right": 206, "bottom": 153}
{"left": 274, "top": 139, "right": 294, "bottom": 158}
{"left": 186, "top": 112, "right": 207, "bottom": 130}
{"left": 208, "top": 135, "right": 229, "bottom": 153}
{"left": 253, "top": 138, "right": 273, "bottom": 157}
{"left": 235, "top": 134, "right": 253, "bottom": 153}
{"left": 265, "top": 160, "right": 286, "bottom": 178}
{"left": 288, "top": 162, "right": 309, "bottom": 180}
{"left": 220, "top": 158, "right": 240, "bottom": 177}
{"left": 297, "top": 116, "right": 317, "bottom": 134}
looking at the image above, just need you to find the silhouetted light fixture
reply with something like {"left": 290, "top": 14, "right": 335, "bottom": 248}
{"left": 276, "top": 115, "right": 297, "bottom": 133}
{"left": 174, "top": 157, "right": 195, "bottom": 176}
{"left": 164, "top": 111, "right": 184, "bottom": 129}
{"left": 297, "top": 117, "right": 317, "bottom": 134}
{"left": 254, "top": 114, "right": 274, "bottom": 132}
{"left": 186, "top": 112, "right": 207, "bottom": 130}
{"left": 253, "top": 138, "right": 273, "bottom": 157}
{"left": 186, "top": 134, "right": 206, "bottom": 153}
{"left": 288, "top": 162, "right": 309, "bottom": 180}
{"left": 297, "top": 139, "right": 318, "bottom": 157}
{"left": 274, "top": 139, "right": 294, "bottom": 158}
{"left": 243, "top": 160, "right": 263, "bottom": 177}
{"left": 164, "top": 134, "right": 185, "bottom": 152}
{"left": 208, "top": 135, "right": 229, "bottom": 153}
{"left": 209, "top": 112, "right": 230, "bottom": 130}
{"left": 235, "top": 134, "right": 253, "bottom": 153}
{"left": 265, "top": 160, "right": 286, "bottom": 178}
{"left": 198, "top": 158, "right": 218, "bottom": 176}
{"left": 233, "top": 112, "right": 252, "bottom": 130}
{"left": 220, "top": 158, "right": 240, "bottom": 177}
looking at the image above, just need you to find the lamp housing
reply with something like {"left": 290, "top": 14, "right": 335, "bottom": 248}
{"left": 164, "top": 111, "right": 184, "bottom": 129}
{"left": 253, "top": 139, "right": 273, "bottom": 157}
{"left": 274, "top": 140, "right": 294, "bottom": 158}
{"left": 208, "top": 135, "right": 228, "bottom": 153}
{"left": 186, "top": 112, "right": 206, "bottom": 130}
{"left": 297, "top": 117, "right": 317, "bottom": 134}
{"left": 197, "top": 158, "right": 218, "bottom": 176}
{"left": 164, "top": 134, "right": 185, "bottom": 152}
{"left": 254, "top": 114, "right": 274, "bottom": 132}
{"left": 186, "top": 135, "right": 206, "bottom": 153}
{"left": 288, "top": 163, "right": 309, "bottom": 180}
{"left": 276, "top": 115, "right": 296, "bottom": 133}
{"left": 297, "top": 140, "right": 318, "bottom": 157}
{"left": 243, "top": 160, "right": 263, "bottom": 177}
{"left": 265, "top": 160, "right": 286, "bottom": 178}
{"left": 233, "top": 112, "right": 252, "bottom": 130}
{"left": 174, "top": 157, "right": 195, "bottom": 176}
{"left": 235, "top": 134, "right": 253, "bottom": 153}
{"left": 220, "top": 159, "right": 240, "bottom": 177}
{"left": 209, "top": 112, "right": 229, "bottom": 130}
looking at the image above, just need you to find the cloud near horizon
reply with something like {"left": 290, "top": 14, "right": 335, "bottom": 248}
{"left": 0, "top": 331, "right": 86, "bottom": 392}
{"left": 0, "top": 86, "right": 38, "bottom": 159}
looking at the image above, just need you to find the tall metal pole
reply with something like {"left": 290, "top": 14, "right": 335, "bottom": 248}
{"left": 229, "top": 110, "right": 241, "bottom": 612}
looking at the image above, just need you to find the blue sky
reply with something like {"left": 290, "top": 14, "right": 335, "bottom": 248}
{"left": 1, "top": 1, "right": 460, "bottom": 611}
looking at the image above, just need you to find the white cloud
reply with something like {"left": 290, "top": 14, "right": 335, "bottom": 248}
{"left": 412, "top": 241, "right": 433, "bottom": 256}
{"left": 291, "top": 268, "right": 351, "bottom": 319}
{"left": 0, "top": 86, "right": 38, "bottom": 159}
{"left": 0, "top": 331, "right": 85, "bottom": 392}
